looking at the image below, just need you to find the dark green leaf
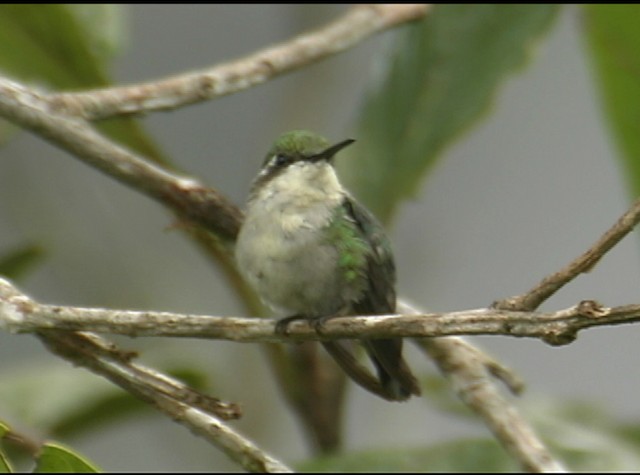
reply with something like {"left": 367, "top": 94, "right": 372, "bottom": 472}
{"left": 340, "top": 5, "right": 560, "bottom": 223}
{"left": 582, "top": 5, "right": 640, "bottom": 196}
{"left": 0, "top": 422, "right": 9, "bottom": 439}
{"left": 34, "top": 443, "right": 99, "bottom": 473}
{"left": 0, "top": 453, "right": 10, "bottom": 473}
{"left": 0, "top": 245, "right": 44, "bottom": 280}
{"left": 0, "top": 421, "right": 13, "bottom": 473}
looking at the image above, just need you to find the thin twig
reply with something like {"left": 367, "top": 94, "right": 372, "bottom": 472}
{"left": 48, "top": 5, "right": 429, "bottom": 120}
{"left": 38, "top": 331, "right": 290, "bottom": 473}
{"left": 494, "top": 197, "right": 640, "bottom": 311}
{"left": 0, "top": 278, "right": 634, "bottom": 346}
{"left": 37, "top": 331, "right": 241, "bottom": 422}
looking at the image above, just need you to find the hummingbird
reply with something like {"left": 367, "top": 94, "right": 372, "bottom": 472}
{"left": 235, "top": 130, "right": 421, "bottom": 401}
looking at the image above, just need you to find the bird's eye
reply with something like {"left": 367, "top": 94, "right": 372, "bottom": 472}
{"left": 272, "top": 154, "right": 291, "bottom": 167}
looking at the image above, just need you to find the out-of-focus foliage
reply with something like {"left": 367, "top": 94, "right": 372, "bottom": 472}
{"left": 340, "top": 4, "right": 560, "bottom": 224}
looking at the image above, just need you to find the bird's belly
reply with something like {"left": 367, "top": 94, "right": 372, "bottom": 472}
{"left": 236, "top": 220, "right": 347, "bottom": 317}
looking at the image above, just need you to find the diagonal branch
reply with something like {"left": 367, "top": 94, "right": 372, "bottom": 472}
{"left": 396, "top": 300, "right": 564, "bottom": 473}
{"left": 0, "top": 77, "right": 242, "bottom": 242}
{"left": 494, "top": 196, "right": 640, "bottom": 312}
{"left": 38, "top": 331, "right": 290, "bottom": 473}
{"left": 417, "top": 338, "right": 565, "bottom": 472}
{"left": 48, "top": 5, "right": 429, "bottom": 120}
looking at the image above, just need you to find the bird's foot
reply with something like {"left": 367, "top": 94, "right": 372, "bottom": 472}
{"left": 309, "top": 314, "right": 337, "bottom": 336}
{"left": 275, "top": 315, "right": 306, "bottom": 336}
{"left": 275, "top": 314, "right": 340, "bottom": 336}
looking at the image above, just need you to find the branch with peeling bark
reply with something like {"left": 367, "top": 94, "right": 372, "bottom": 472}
{"left": 49, "top": 5, "right": 429, "bottom": 120}
{"left": 0, "top": 278, "right": 631, "bottom": 346}
{"left": 39, "top": 331, "right": 290, "bottom": 472}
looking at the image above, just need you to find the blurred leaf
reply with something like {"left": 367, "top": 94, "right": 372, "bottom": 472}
{"left": 582, "top": 5, "right": 640, "bottom": 196}
{"left": 0, "top": 456, "right": 10, "bottom": 473}
{"left": 527, "top": 397, "right": 640, "bottom": 471}
{"left": 0, "top": 245, "right": 44, "bottom": 280}
{"left": 0, "top": 363, "right": 142, "bottom": 436}
{"left": 0, "top": 422, "right": 9, "bottom": 439}
{"left": 615, "top": 423, "right": 640, "bottom": 447}
{"left": 0, "top": 451, "right": 11, "bottom": 473}
{"left": 0, "top": 4, "right": 167, "bottom": 163}
{"left": 0, "top": 421, "right": 12, "bottom": 473}
{"left": 299, "top": 398, "right": 640, "bottom": 472}
{"left": 299, "top": 439, "right": 518, "bottom": 472}
{"left": 0, "top": 5, "right": 108, "bottom": 88}
{"left": 340, "top": 4, "right": 560, "bottom": 223}
{"left": 0, "top": 362, "right": 208, "bottom": 439}
{"left": 34, "top": 443, "right": 99, "bottom": 473}
{"left": 51, "top": 367, "right": 207, "bottom": 438}
{"left": 68, "top": 5, "right": 128, "bottom": 61}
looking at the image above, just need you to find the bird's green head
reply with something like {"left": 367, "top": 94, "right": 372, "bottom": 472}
{"left": 249, "top": 130, "right": 354, "bottom": 194}
{"left": 261, "top": 130, "right": 354, "bottom": 170}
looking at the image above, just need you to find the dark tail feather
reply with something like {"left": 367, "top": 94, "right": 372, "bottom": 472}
{"left": 363, "top": 338, "right": 421, "bottom": 401}
{"left": 321, "top": 338, "right": 421, "bottom": 402}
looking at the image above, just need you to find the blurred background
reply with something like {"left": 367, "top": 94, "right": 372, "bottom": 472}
{"left": 1, "top": 4, "right": 639, "bottom": 471}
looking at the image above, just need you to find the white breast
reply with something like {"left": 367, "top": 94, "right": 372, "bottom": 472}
{"left": 235, "top": 161, "right": 348, "bottom": 316}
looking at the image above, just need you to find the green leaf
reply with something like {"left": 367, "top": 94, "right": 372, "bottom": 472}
{"left": 0, "top": 450, "right": 12, "bottom": 473}
{"left": 51, "top": 367, "right": 208, "bottom": 438}
{"left": 34, "top": 443, "right": 99, "bottom": 473}
{"left": 0, "top": 421, "right": 13, "bottom": 473}
{"left": 298, "top": 439, "right": 518, "bottom": 472}
{"left": 340, "top": 4, "right": 560, "bottom": 223}
{"left": 0, "top": 5, "right": 168, "bottom": 163}
{"left": 0, "top": 363, "right": 141, "bottom": 436}
{"left": 0, "top": 421, "right": 9, "bottom": 439}
{"left": 0, "top": 5, "right": 109, "bottom": 89}
{"left": 0, "top": 362, "right": 208, "bottom": 439}
{"left": 67, "top": 5, "right": 128, "bottom": 62}
{"left": 582, "top": 5, "right": 640, "bottom": 196}
{"left": 0, "top": 245, "right": 44, "bottom": 280}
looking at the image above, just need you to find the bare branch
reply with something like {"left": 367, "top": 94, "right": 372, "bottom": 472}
{"left": 0, "top": 278, "right": 634, "bottom": 346}
{"left": 394, "top": 300, "right": 564, "bottom": 472}
{"left": 495, "top": 196, "right": 640, "bottom": 312}
{"left": 0, "top": 78, "right": 242, "bottom": 242}
{"left": 48, "top": 5, "right": 429, "bottom": 120}
{"left": 38, "top": 331, "right": 241, "bottom": 422}
{"left": 417, "top": 338, "right": 566, "bottom": 472}
{"left": 34, "top": 330, "right": 290, "bottom": 472}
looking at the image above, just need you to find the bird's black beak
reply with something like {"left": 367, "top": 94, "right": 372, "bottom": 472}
{"left": 309, "top": 138, "right": 355, "bottom": 163}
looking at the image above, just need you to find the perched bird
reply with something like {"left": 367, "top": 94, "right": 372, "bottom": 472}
{"left": 235, "top": 130, "right": 420, "bottom": 401}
